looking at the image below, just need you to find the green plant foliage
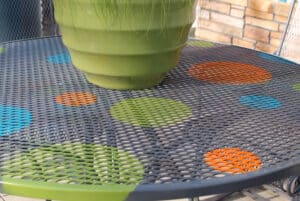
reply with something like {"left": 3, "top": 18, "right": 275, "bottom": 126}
{"left": 53, "top": 0, "right": 196, "bottom": 31}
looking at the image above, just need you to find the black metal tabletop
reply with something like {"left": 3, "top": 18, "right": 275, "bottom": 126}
{"left": 0, "top": 37, "right": 299, "bottom": 201}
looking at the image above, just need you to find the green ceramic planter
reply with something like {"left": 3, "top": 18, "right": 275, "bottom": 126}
{"left": 53, "top": 0, "right": 196, "bottom": 90}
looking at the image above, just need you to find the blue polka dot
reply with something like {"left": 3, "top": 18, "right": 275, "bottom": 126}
{"left": 0, "top": 106, "right": 32, "bottom": 136}
{"left": 239, "top": 95, "right": 281, "bottom": 109}
{"left": 258, "top": 52, "right": 295, "bottom": 65}
{"left": 47, "top": 53, "right": 71, "bottom": 64}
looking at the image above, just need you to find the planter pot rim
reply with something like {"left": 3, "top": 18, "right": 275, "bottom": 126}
{"left": 67, "top": 0, "right": 193, "bottom": 3}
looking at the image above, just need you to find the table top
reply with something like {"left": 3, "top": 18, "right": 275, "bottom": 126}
{"left": 0, "top": 37, "right": 299, "bottom": 201}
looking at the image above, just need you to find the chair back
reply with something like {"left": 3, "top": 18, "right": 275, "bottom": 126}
{"left": 0, "top": 0, "right": 58, "bottom": 43}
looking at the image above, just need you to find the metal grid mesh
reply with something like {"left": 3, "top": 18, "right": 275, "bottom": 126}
{"left": 0, "top": 0, "right": 57, "bottom": 42}
{"left": 2, "top": 143, "right": 144, "bottom": 185}
{"left": 0, "top": 38, "right": 299, "bottom": 189}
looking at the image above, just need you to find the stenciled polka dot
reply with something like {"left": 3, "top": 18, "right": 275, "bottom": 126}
{"left": 55, "top": 92, "right": 97, "bottom": 107}
{"left": 293, "top": 83, "right": 300, "bottom": 92}
{"left": 0, "top": 106, "right": 32, "bottom": 136}
{"left": 0, "top": 47, "right": 5, "bottom": 54}
{"left": 2, "top": 143, "right": 144, "bottom": 201}
{"left": 187, "top": 40, "right": 214, "bottom": 48}
{"left": 258, "top": 52, "right": 295, "bottom": 65}
{"left": 110, "top": 97, "right": 193, "bottom": 127}
{"left": 204, "top": 148, "right": 262, "bottom": 174}
{"left": 47, "top": 53, "right": 71, "bottom": 64}
{"left": 189, "top": 61, "right": 272, "bottom": 85}
{"left": 239, "top": 95, "right": 281, "bottom": 109}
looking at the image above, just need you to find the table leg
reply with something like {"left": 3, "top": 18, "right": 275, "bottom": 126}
{"left": 188, "top": 198, "right": 200, "bottom": 201}
{"left": 189, "top": 193, "right": 234, "bottom": 201}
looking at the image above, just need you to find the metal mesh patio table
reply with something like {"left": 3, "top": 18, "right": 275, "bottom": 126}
{"left": 0, "top": 37, "right": 299, "bottom": 201}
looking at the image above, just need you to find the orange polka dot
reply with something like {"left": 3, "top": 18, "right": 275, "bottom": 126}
{"left": 204, "top": 148, "right": 262, "bottom": 174}
{"left": 55, "top": 92, "right": 97, "bottom": 107}
{"left": 189, "top": 62, "right": 272, "bottom": 85}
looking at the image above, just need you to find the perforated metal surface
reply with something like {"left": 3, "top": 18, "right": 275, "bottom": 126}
{"left": 0, "top": 37, "right": 299, "bottom": 200}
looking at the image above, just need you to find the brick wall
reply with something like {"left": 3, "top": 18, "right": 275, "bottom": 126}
{"left": 195, "top": 0, "right": 297, "bottom": 53}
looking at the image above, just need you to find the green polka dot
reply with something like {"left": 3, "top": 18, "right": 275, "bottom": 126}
{"left": 2, "top": 143, "right": 144, "bottom": 201}
{"left": 187, "top": 40, "right": 214, "bottom": 48}
{"left": 293, "top": 83, "right": 300, "bottom": 92}
{"left": 0, "top": 47, "right": 4, "bottom": 54}
{"left": 110, "top": 97, "right": 193, "bottom": 127}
